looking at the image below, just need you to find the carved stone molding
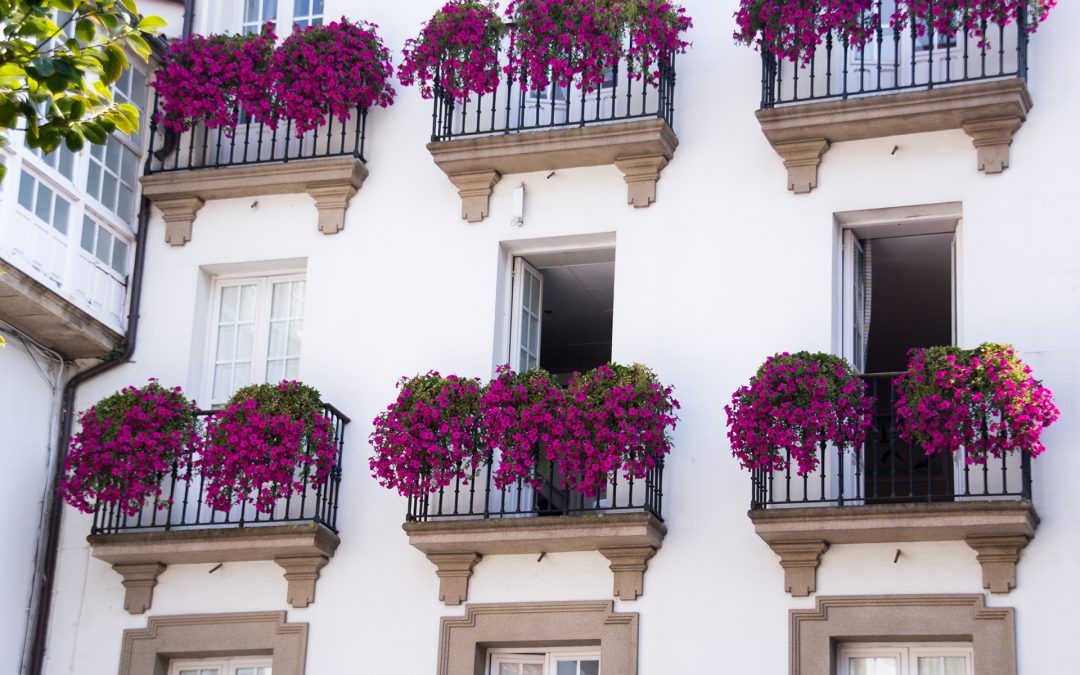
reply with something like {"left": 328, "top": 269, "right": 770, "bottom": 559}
{"left": 447, "top": 170, "right": 501, "bottom": 223}
{"left": 756, "top": 79, "right": 1032, "bottom": 192}
{"left": 113, "top": 563, "right": 166, "bottom": 614}
{"left": 119, "top": 612, "right": 308, "bottom": 675}
{"left": 750, "top": 500, "right": 1038, "bottom": 596}
{"left": 405, "top": 513, "right": 666, "bottom": 605}
{"left": 438, "top": 602, "right": 638, "bottom": 675}
{"left": 140, "top": 156, "right": 368, "bottom": 243}
{"left": 89, "top": 523, "right": 339, "bottom": 613}
{"left": 966, "top": 534, "right": 1031, "bottom": 594}
{"left": 428, "top": 119, "right": 678, "bottom": 221}
{"left": 790, "top": 595, "right": 1016, "bottom": 675}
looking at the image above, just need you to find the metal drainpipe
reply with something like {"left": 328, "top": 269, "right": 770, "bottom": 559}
{"left": 181, "top": 0, "right": 195, "bottom": 39}
{"left": 24, "top": 196, "right": 152, "bottom": 675}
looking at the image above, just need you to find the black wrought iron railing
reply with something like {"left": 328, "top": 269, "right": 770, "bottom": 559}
{"left": 145, "top": 95, "right": 368, "bottom": 174}
{"left": 406, "top": 452, "right": 664, "bottom": 522}
{"left": 760, "top": 1, "right": 1030, "bottom": 108}
{"left": 91, "top": 404, "right": 350, "bottom": 534}
{"left": 750, "top": 373, "right": 1032, "bottom": 509}
{"left": 430, "top": 29, "right": 677, "bottom": 142}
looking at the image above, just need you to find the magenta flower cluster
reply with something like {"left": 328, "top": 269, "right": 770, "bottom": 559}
{"left": 894, "top": 343, "right": 1059, "bottom": 463}
{"left": 890, "top": 0, "right": 1057, "bottom": 39}
{"left": 398, "top": 0, "right": 506, "bottom": 102}
{"left": 623, "top": 0, "right": 694, "bottom": 81}
{"left": 369, "top": 364, "right": 678, "bottom": 500}
{"left": 61, "top": 381, "right": 201, "bottom": 516}
{"left": 154, "top": 19, "right": 395, "bottom": 135}
{"left": 369, "top": 372, "right": 485, "bottom": 498}
{"left": 725, "top": 352, "right": 873, "bottom": 476}
{"left": 200, "top": 381, "right": 337, "bottom": 514}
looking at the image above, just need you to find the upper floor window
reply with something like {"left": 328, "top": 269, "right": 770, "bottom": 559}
{"left": 17, "top": 169, "right": 71, "bottom": 235}
{"left": 24, "top": 139, "right": 77, "bottom": 182}
{"left": 86, "top": 136, "right": 139, "bottom": 225}
{"left": 291, "top": 0, "right": 324, "bottom": 29}
{"left": 242, "top": 0, "right": 277, "bottom": 34}
{"left": 169, "top": 656, "right": 272, "bottom": 675}
{"left": 206, "top": 272, "right": 306, "bottom": 404}
{"left": 837, "top": 643, "right": 972, "bottom": 675}
{"left": 489, "top": 648, "right": 600, "bottom": 675}
{"left": 80, "top": 215, "right": 129, "bottom": 278}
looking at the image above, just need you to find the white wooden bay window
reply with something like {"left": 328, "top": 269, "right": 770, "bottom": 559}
{"left": 205, "top": 273, "right": 306, "bottom": 405}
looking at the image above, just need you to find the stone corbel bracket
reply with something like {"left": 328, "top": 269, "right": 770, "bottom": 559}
{"left": 89, "top": 523, "right": 340, "bottom": 614}
{"left": 405, "top": 513, "right": 666, "bottom": 605}
{"left": 749, "top": 500, "right": 1038, "bottom": 597}
{"left": 427, "top": 118, "right": 678, "bottom": 222}
{"left": 755, "top": 79, "right": 1032, "bottom": 193}
{"left": 140, "top": 156, "right": 368, "bottom": 244}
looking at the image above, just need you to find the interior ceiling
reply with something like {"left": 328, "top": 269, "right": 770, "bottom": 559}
{"left": 530, "top": 260, "right": 615, "bottom": 353}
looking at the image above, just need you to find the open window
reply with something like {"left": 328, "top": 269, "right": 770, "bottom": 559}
{"left": 840, "top": 209, "right": 959, "bottom": 503}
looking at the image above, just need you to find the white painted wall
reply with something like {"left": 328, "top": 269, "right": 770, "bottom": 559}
{"left": 37, "top": 0, "right": 1080, "bottom": 673}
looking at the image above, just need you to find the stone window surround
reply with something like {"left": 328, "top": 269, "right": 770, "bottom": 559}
{"left": 755, "top": 79, "right": 1031, "bottom": 193}
{"left": 789, "top": 595, "right": 1016, "bottom": 675}
{"left": 427, "top": 119, "right": 678, "bottom": 222}
{"left": 119, "top": 611, "right": 307, "bottom": 675}
{"left": 437, "top": 601, "right": 638, "bottom": 675}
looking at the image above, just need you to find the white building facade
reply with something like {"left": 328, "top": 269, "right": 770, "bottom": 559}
{"left": 12, "top": 0, "right": 1080, "bottom": 674}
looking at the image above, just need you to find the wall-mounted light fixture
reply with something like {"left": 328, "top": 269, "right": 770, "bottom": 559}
{"left": 511, "top": 184, "right": 525, "bottom": 227}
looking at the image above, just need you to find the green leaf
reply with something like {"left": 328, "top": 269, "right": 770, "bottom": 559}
{"left": 118, "top": 0, "right": 139, "bottom": 14}
{"left": 76, "top": 18, "right": 96, "bottom": 43}
{"left": 64, "top": 131, "right": 85, "bottom": 152}
{"left": 101, "top": 44, "right": 125, "bottom": 83}
{"left": 30, "top": 57, "right": 55, "bottom": 78}
{"left": 81, "top": 121, "right": 106, "bottom": 144}
{"left": 125, "top": 32, "right": 152, "bottom": 61}
{"left": 137, "top": 16, "right": 168, "bottom": 33}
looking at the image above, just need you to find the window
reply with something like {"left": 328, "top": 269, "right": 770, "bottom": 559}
{"left": 506, "top": 249, "right": 615, "bottom": 380}
{"left": 169, "top": 657, "right": 272, "bottom": 675}
{"left": 113, "top": 67, "right": 149, "bottom": 144}
{"left": 25, "top": 138, "right": 76, "bottom": 182}
{"left": 488, "top": 648, "right": 600, "bottom": 675}
{"left": 86, "top": 135, "right": 139, "bottom": 225}
{"left": 207, "top": 273, "right": 305, "bottom": 404}
{"left": 837, "top": 643, "right": 973, "bottom": 675}
{"left": 243, "top": 0, "right": 277, "bottom": 34}
{"left": 17, "top": 170, "right": 71, "bottom": 234}
{"left": 291, "top": 0, "right": 323, "bottom": 29}
{"left": 80, "top": 215, "right": 130, "bottom": 277}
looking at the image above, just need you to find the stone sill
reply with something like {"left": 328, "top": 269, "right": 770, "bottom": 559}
{"left": 0, "top": 259, "right": 121, "bottom": 359}
{"left": 404, "top": 512, "right": 666, "bottom": 605}
{"left": 88, "top": 522, "right": 339, "bottom": 614}
{"left": 139, "top": 156, "right": 368, "bottom": 245}
{"left": 755, "top": 78, "right": 1032, "bottom": 192}
{"left": 748, "top": 500, "right": 1038, "bottom": 597}
{"left": 427, "top": 119, "right": 679, "bottom": 222}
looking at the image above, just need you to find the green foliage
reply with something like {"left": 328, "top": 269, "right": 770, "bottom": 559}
{"left": 0, "top": 0, "right": 166, "bottom": 179}
{"left": 746, "top": 351, "right": 860, "bottom": 409}
{"left": 227, "top": 381, "right": 327, "bottom": 421}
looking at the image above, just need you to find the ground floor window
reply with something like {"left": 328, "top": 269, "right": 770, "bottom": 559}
{"left": 170, "top": 657, "right": 272, "bottom": 675}
{"left": 837, "top": 643, "right": 972, "bottom": 675}
{"left": 489, "top": 648, "right": 600, "bottom": 675}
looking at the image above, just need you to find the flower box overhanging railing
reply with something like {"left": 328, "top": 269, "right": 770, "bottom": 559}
{"left": 429, "top": 31, "right": 677, "bottom": 142}
{"left": 90, "top": 404, "right": 350, "bottom": 535}
{"left": 749, "top": 373, "right": 1032, "bottom": 510}
{"left": 144, "top": 96, "right": 369, "bottom": 174}
{"left": 760, "top": 2, "right": 1029, "bottom": 108}
{"left": 406, "top": 453, "right": 664, "bottom": 522}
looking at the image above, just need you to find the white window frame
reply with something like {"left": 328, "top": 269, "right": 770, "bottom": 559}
{"left": 241, "top": 0, "right": 278, "bottom": 35}
{"left": 290, "top": 0, "right": 324, "bottom": 29}
{"left": 487, "top": 647, "right": 601, "bottom": 675}
{"left": 202, "top": 270, "right": 306, "bottom": 405}
{"left": 168, "top": 655, "right": 273, "bottom": 675}
{"left": 837, "top": 642, "right": 973, "bottom": 675}
{"left": 78, "top": 212, "right": 130, "bottom": 281}
{"left": 238, "top": 0, "right": 323, "bottom": 37}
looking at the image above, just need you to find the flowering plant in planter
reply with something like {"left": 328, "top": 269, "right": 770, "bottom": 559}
{"left": 550, "top": 363, "right": 679, "bottom": 498}
{"left": 200, "top": 381, "right": 336, "bottom": 513}
{"left": 734, "top": 0, "right": 878, "bottom": 64}
{"left": 894, "top": 343, "right": 1059, "bottom": 462}
{"left": 369, "top": 372, "right": 484, "bottom": 498}
{"left": 153, "top": 27, "right": 276, "bottom": 133}
{"left": 61, "top": 381, "right": 201, "bottom": 516}
{"left": 725, "top": 352, "right": 873, "bottom": 475}
{"left": 890, "top": 0, "right": 1056, "bottom": 39}
{"left": 269, "top": 18, "right": 396, "bottom": 134}
{"left": 399, "top": 0, "right": 507, "bottom": 102}
{"left": 479, "top": 366, "right": 565, "bottom": 489}
{"left": 620, "top": 0, "right": 693, "bottom": 81}
{"left": 505, "top": 0, "right": 625, "bottom": 92}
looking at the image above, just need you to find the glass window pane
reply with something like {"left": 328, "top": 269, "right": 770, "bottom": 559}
{"left": 580, "top": 661, "right": 599, "bottom": 675}
{"left": 556, "top": 662, "right": 578, "bottom": 675}
{"left": 95, "top": 227, "right": 112, "bottom": 263}
{"left": 498, "top": 665, "right": 519, "bottom": 675}
{"left": 219, "top": 286, "right": 239, "bottom": 323}
{"left": 284, "top": 357, "right": 299, "bottom": 379}
{"left": 105, "top": 136, "right": 121, "bottom": 172}
{"left": 117, "top": 185, "right": 134, "bottom": 223}
{"left": 111, "top": 239, "right": 128, "bottom": 275}
{"left": 58, "top": 147, "right": 75, "bottom": 180}
{"left": 245, "top": 0, "right": 260, "bottom": 22}
{"left": 233, "top": 362, "right": 251, "bottom": 389}
{"left": 850, "top": 657, "right": 898, "bottom": 675}
{"left": 52, "top": 196, "right": 70, "bottom": 234}
{"left": 267, "top": 322, "right": 286, "bottom": 359}
{"left": 85, "top": 161, "right": 101, "bottom": 198}
{"left": 263, "top": 0, "right": 277, "bottom": 21}
{"left": 212, "top": 364, "right": 233, "bottom": 401}
{"left": 81, "top": 216, "right": 96, "bottom": 252}
{"left": 265, "top": 360, "right": 284, "bottom": 383}
{"left": 102, "top": 172, "right": 118, "bottom": 210}
{"left": 286, "top": 320, "right": 301, "bottom": 355}
{"left": 238, "top": 285, "right": 257, "bottom": 321}
{"left": 91, "top": 143, "right": 104, "bottom": 160}
{"left": 18, "top": 171, "right": 35, "bottom": 209}
{"left": 34, "top": 183, "right": 53, "bottom": 223}
{"left": 270, "top": 282, "right": 290, "bottom": 319}
{"left": 289, "top": 281, "right": 305, "bottom": 318}
{"left": 216, "top": 325, "right": 236, "bottom": 361}
{"left": 121, "top": 149, "right": 137, "bottom": 184}
{"left": 918, "top": 656, "right": 967, "bottom": 675}
{"left": 236, "top": 323, "right": 255, "bottom": 360}
{"left": 522, "top": 666, "right": 542, "bottom": 675}
{"left": 312, "top": 0, "right": 323, "bottom": 13}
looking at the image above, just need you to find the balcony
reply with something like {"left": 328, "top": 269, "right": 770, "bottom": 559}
{"left": 748, "top": 373, "right": 1037, "bottom": 596}
{"left": 404, "top": 455, "right": 666, "bottom": 605}
{"left": 87, "top": 405, "right": 349, "bottom": 614}
{"left": 426, "top": 33, "right": 679, "bottom": 221}
{"left": 139, "top": 99, "right": 370, "bottom": 245}
{"left": 756, "top": 6, "right": 1033, "bottom": 192}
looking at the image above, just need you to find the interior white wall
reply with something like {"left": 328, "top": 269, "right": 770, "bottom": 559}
{"left": 37, "top": 0, "right": 1080, "bottom": 673}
